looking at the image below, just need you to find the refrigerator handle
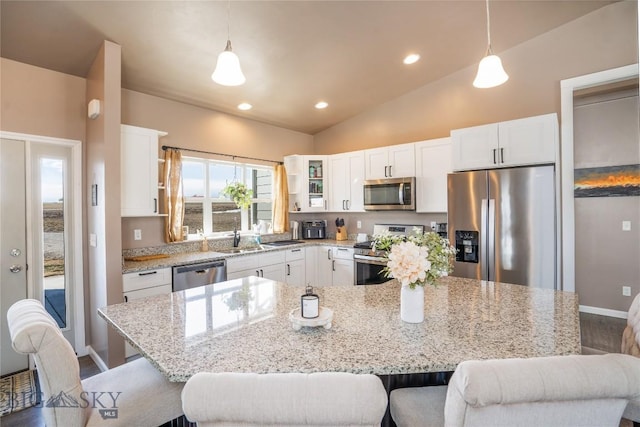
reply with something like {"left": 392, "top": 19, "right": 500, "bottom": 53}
{"left": 488, "top": 199, "right": 496, "bottom": 281}
{"left": 481, "top": 199, "right": 488, "bottom": 280}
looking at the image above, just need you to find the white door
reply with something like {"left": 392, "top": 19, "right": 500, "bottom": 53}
{"left": 388, "top": 143, "right": 415, "bottom": 178}
{"left": 451, "top": 123, "right": 499, "bottom": 171}
{"left": 1, "top": 138, "right": 29, "bottom": 375}
{"left": 316, "top": 246, "right": 333, "bottom": 286}
{"left": 1, "top": 138, "right": 80, "bottom": 376}
{"left": 332, "top": 259, "right": 354, "bottom": 286}
{"left": 364, "top": 147, "right": 389, "bottom": 179}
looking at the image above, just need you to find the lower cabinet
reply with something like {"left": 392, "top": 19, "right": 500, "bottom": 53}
{"left": 226, "top": 251, "right": 286, "bottom": 282}
{"left": 122, "top": 268, "right": 172, "bottom": 358}
{"left": 285, "top": 248, "right": 306, "bottom": 286}
{"left": 331, "top": 247, "right": 354, "bottom": 286}
{"left": 308, "top": 246, "right": 354, "bottom": 286}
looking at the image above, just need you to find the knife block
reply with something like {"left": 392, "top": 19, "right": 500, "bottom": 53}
{"left": 336, "top": 226, "right": 348, "bottom": 241}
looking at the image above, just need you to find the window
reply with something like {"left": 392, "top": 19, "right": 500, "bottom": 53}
{"left": 182, "top": 157, "right": 273, "bottom": 235}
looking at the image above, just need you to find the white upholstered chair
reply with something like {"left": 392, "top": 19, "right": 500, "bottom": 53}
{"left": 622, "top": 292, "right": 640, "bottom": 425}
{"left": 390, "top": 354, "right": 640, "bottom": 427}
{"left": 7, "top": 299, "right": 184, "bottom": 427}
{"left": 181, "top": 371, "right": 388, "bottom": 426}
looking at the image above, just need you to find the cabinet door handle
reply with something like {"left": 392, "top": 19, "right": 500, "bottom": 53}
{"left": 138, "top": 271, "right": 158, "bottom": 276}
{"left": 347, "top": 200, "right": 350, "bottom": 210}
{"left": 384, "top": 166, "right": 388, "bottom": 177}
{"left": 154, "top": 198, "right": 158, "bottom": 213}
{"left": 291, "top": 249, "right": 301, "bottom": 253}
{"left": 324, "top": 200, "right": 327, "bottom": 210}
{"left": 332, "top": 260, "right": 335, "bottom": 271}
{"left": 388, "top": 165, "right": 392, "bottom": 177}
{"left": 327, "top": 249, "right": 332, "bottom": 260}
{"left": 260, "top": 269, "right": 264, "bottom": 277}
{"left": 124, "top": 295, "right": 129, "bottom": 303}
{"left": 500, "top": 148, "right": 504, "bottom": 163}
{"left": 287, "top": 264, "right": 291, "bottom": 276}
{"left": 256, "top": 270, "right": 260, "bottom": 276}
{"left": 493, "top": 149, "right": 497, "bottom": 164}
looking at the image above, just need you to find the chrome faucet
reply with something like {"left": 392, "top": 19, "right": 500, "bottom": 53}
{"left": 233, "top": 228, "right": 241, "bottom": 247}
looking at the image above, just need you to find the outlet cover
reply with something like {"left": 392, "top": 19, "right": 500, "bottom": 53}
{"left": 623, "top": 286, "right": 631, "bottom": 297}
{"left": 622, "top": 221, "right": 631, "bottom": 231}
{"left": 89, "top": 233, "right": 97, "bottom": 247}
{"left": 134, "top": 229, "right": 142, "bottom": 240}
{"left": 357, "top": 221, "right": 362, "bottom": 229}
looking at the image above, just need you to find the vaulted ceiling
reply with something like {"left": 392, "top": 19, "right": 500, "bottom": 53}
{"left": 0, "top": 1, "right": 615, "bottom": 134}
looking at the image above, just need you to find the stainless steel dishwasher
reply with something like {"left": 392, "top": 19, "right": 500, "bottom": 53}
{"left": 172, "top": 259, "right": 227, "bottom": 291}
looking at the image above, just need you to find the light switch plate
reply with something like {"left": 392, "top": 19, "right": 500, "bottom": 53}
{"left": 134, "top": 229, "right": 142, "bottom": 240}
{"left": 622, "top": 221, "right": 631, "bottom": 231}
{"left": 623, "top": 286, "right": 631, "bottom": 296}
{"left": 89, "top": 233, "right": 97, "bottom": 247}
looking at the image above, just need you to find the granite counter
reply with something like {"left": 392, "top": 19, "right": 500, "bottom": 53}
{"left": 98, "top": 276, "right": 581, "bottom": 382}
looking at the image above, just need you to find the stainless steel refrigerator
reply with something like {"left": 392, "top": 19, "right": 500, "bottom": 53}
{"left": 447, "top": 166, "right": 556, "bottom": 289}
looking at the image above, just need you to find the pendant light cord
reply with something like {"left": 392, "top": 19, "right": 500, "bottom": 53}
{"left": 485, "top": 0, "right": 493, "bottom": 55}
{"left": 226, "top": 0, "right": 231, "bottom": 42}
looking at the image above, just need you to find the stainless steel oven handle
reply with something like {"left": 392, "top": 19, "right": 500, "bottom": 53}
{"left": 354, "top": 254, "right": 387, "bottom": 266}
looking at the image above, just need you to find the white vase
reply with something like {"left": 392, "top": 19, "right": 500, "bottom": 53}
{"left": 400, "top": 285, "right": 424, "bottom": 323}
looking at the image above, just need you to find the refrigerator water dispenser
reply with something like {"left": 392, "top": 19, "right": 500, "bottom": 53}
{"left": 455, "top": 230, "right": 478, "bottom": 263}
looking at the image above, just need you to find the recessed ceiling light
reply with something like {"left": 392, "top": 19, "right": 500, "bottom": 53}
{"left": 237, "top": 103, "right": 252, "bottom": 110}
{"left": 315, "top": 101, "right": 328, "bottom": 109}
{"left": 403, "top": 54, "right": 420, "bottom": 65}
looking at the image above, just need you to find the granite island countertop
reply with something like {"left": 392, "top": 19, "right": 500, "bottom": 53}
{"left": 122, "top": 239, "right": 356, "bottom": 273}
{"left": 98, "top": 276, "right": 581, "bottom": 382}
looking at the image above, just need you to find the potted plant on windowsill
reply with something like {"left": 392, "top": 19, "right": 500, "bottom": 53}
{"left": 221, "top": 182, "right": 253, "bottom": 210}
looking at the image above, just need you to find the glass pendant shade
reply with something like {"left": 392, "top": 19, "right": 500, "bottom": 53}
{"left": 473, "top": 54, "right": 509, "bottom": 88}
{"left": 211, "top": 40, "right": 246, "bottom": 86}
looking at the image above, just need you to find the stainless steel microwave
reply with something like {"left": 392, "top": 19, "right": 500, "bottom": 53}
{"left": 363, "top": 177, "right": 416, "bottom": 211}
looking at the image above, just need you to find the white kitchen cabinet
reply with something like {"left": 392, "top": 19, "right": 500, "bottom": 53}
{"left": 122, "top": 268, "right": 171, "bottom": 357}
{"left": 283, "top": 155, "right": 329, "bottom": 212}
{"left": 365, "top": 143, "right": 415, "bottom": 179}
{"left": 415, "top": 137, "right": 452, "bottom": 213}
{"left": 121, "top": 124, "right": 167, "bottom": 217}
{"left": 315, "top": 246, "right": 334, "bottom": 286}
{"left": 328, "top": 151, "right": 365, "bottom": 212}
{"left": 331, "top": 247, "right": 354, "bottom": 286}
{"left": 226, "top": 251, "right": 286, "bottom": 281}
{"left": 451, "top": 113, "right": 557, "bottom": 171}
{"left": 284, "top": 247, "right": 305, "bottom": 285}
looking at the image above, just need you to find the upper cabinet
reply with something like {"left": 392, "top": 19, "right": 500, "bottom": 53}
{"left": 328, "top": 151, "right": 365, "bottom": 212}
{"left": 284, "top": 155, "right": 329, "bottom": 212}
{"left": 364, "top": 142, "right": 415, "bottom": 179}
{"left": 415, "top": 137, "right": 452, "bottom": 213}
{"left": 451, "top": 113, "right": 558, "bottom": 171}
{"left": 121, "top": 124, "right": 167, "bottom": 217}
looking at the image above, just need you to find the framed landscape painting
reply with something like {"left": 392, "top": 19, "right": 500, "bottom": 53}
{"left": 574, "top": 164, "right": 640, "bottom": 198}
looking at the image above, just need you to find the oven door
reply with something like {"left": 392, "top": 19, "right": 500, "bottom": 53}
{"left": 354, "top": 255, "right": 388, "bottom": 285}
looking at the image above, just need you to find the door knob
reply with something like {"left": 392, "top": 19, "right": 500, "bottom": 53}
{"left": 10, "top": 248, "right": 21, "bottom": 257}
{"left": 9, "top": 265, "right": 22, "bottom": 273}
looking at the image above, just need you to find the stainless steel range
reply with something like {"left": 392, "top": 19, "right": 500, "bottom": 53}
{"left": 354, "top": 224, "right": 425, "bottom": 285}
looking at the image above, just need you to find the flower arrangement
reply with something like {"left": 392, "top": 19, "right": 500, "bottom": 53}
{"left": 373, "top": 228, "right": 456, "bottom": 289}
{"left": 221, "top": 182, "right": 253, "bottom": 210}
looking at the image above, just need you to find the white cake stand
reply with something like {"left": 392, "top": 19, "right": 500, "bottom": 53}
{"left": 289, "top": 307, "right": 333, "bottom": 331}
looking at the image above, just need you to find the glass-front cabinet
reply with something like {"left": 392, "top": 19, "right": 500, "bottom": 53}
{"left": 284, "top": 155, "right": 328, "bottom": 212}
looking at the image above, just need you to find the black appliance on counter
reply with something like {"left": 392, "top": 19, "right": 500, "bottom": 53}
{"left": 302, "top": 220, "right": 326, "bottom": 239}
{"left": 353, "top": 224, "right": 424, "bottom": 285}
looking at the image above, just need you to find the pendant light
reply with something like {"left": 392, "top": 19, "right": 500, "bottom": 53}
{"left": 211, "top": 0, "right": 245, "bottom": 86}
{"left": 473, "top": 0, "right": 509, "bottom": 88}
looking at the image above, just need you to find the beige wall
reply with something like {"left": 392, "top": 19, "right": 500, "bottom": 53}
{"left": 574, "top": 88, "right": 640, "bottom": 312}
{"left": 313, "top": 1, "right": 638, "bottom": 154}
{"left": 120, "top": 89, "right": 314, "bottom": 249}
{"left": 86, "top": 41, "right": 124, "bottom": 368}
{"left": 0, "top": 58, "right": 86, "bottom": 141}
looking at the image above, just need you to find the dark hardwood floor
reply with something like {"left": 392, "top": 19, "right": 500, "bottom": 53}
{"left": 0, "top": 313, "right": 631, "bottom": 427}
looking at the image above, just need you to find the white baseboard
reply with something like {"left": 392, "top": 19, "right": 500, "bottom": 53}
{"left": 86, "top": 345, "right": 109, "bottom": 372}
{"left": 579, "top": 305, "right": 628, "bottom": 319}
{"left": 76, "top": 345, "right": 89, "bottom": 357}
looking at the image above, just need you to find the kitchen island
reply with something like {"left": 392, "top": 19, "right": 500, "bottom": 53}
{"left": 98, "top": 276, "right": 581, "bottom": 383}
